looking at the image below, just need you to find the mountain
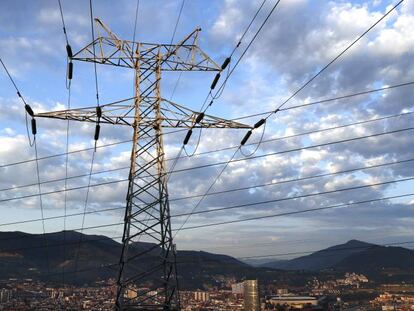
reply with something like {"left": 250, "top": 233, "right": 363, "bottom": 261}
{"left": 2, "top": 232, "right": 414, "bottom": 288}
{"left": 261, "top": 240, "right": 374, "bottom": 270}
{"left": 260, "top": 240, "right": 414, "bottom": 273}
{"left": 0, "top": 231, "right": 121, "bottom": 284}
{"left": 336, "top": 245, "right": 414, "bottom": 271}
{"left": 0, "top": 231, "right": 254, "bottom": 289}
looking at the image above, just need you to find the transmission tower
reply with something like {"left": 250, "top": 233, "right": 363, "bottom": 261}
{"left": 35, "top": 18, "right": 250, "bottom": 310}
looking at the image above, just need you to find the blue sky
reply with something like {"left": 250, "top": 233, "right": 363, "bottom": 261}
{"left": 1, "top": 0, "right": 414, "bottom": 259}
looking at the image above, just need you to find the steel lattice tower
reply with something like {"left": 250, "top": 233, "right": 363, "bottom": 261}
{"left": 35, "top": 19, "right": 250, "bottom": 310}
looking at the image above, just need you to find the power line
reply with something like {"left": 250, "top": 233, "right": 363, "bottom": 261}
{"left": 0, "top": 158, "right": 414, "bottom": 206}
{"left": 237, "top": 240, "right": 414, "bottom": 260}
{"left": 0, "top": 59, "right": 27, "bottom": 105}
{"left": 57, "top": 0, "right": 72, "bottom": 286}
{"left": 0, "top": 56, "right": 50, "bottom": 270}
{"left": 131, "top": 0, "right": 140, "bottom": 100}
{"left": 0, "top": 110, "right": 411, "bottom": 188}
{"left": 33, "top": 138, "right": 50, "bottom": 274}
{"left": 62, "top": 78, "right": 72, "bottom": 285}
{"left": 0, "top": 205, "right": 124, "bottom": 228}
{"left": 170, "top": 157, "right": 414, "bottom": 202}
{"left": 0, "top": 57, "right": 35, "bottom": 146}
{"left": 175, "top": 192, "right": 414, "bottom": 231}
{"left": 199, "top": 0, "right": 279, "bottom": 113}
{"left": 0, "top": 165, "right": 130, "bottom": 193}
{"left": 72, "top": 0, "right": 101, "bottom": 281}
{"left": 232, "top": 81, "right": 414, "bottom": 121}
{"left": 171, "top": 176, "right": 414, "bottom": 218}
{"left": 208, "top": 0, "right": 281, "bottom": 110}
{"left": 73, "top": 149, "right": 97, "bottom": 278}
{"left": 57, "top": 0, "right": 70, "bottom": 45}
{"left": 0, "top": 156, "right": 412, "bottom": 227}
{"left": 2, "top": 79, "right": 412, "bottom": 171}
{"left": 247, "top": 0, "right": 405, "bottom": 140}
{"left": 168, "top": 0, "right": 186, "bottom": 100}
{"left": 180, "top": 0, "right": 276, "bottom": 157}
{"left": 132, "top": 0, "right": 140, "bottom": 45}
{"left": 170, "top": 126, "right": 414, "bottom": 181}
{"left": 172, "top": 125, "right": 414, "bottom": 182}
{"left": 197, "top": 236, "right": 379, "bottom": 252}
{"left": 89, "top": 0, "right": 100, "bottom": 108}
{"left": 173, "top": 147, "right": 240, "bottom": 238}
{"left": 272, "top": 0, "right": 404, "bottom": 115}
{"left": 2, "top": 177, "right": 412, "bottom": 244}
{"left": 3, "top": 238, "right": 414, "bottom": 284}
{"left": 1, "top": 222, "right": 414, "bottom": 262}
{"left": 169, "top": 122, "right": 414, "bottom": 235}
{"left": 173, "top": 0, "right": 405, "bottom": 236}
{"left": 0, "top": 237, "right": 410, "bottom": 282}
{"left": 229, "top": 0, "right": 268, "bottom": 59}
{"left": 170, "top": 0, "right": 185, "bottom": 45}
{"left": 1, "top": 156, "right": 412, "bottom": 228}
{"left": 0, "top": 128, "right": 186, "bottom": 170}
{"left": 1, "top": 122, "right": 413, "bottom": 196}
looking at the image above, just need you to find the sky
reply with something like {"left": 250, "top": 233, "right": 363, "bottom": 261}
{"left": 0, "top": 0, "right": 414, "bottom": 260}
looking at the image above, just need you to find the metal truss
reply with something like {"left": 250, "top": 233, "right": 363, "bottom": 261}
{"left": 35, "top": 18, "right": 249, "bottom": 311}
{"left": 35, "top": 97, "right": 251, "bottom": 129}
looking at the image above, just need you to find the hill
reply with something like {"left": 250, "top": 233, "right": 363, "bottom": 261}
{"left": 0, "top": 231, "right": 260, "bottom": 289}
{"left": 261, "top": 240, "right": 374, "bottom": 270}
{"left": 260, "top": 240, "right": 414, "bottom": 275}
{"left": 2, "top": 232, "right": 414, "bottom": 288}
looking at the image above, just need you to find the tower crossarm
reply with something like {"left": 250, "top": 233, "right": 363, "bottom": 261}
{"left": 72, "top": 18, "right": 221, "bottom": 71}
{"left": 34, "top": 98, "right": 252, "bottom": 129}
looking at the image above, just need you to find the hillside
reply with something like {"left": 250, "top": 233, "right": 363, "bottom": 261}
{"left": 2, "top": 232, "right": 414, "bottom": 288}
{"left": 335, "top": 245, "right": 414, "bottom": 283}
{"left": 260, "top": 240, "right": 414, "bottom": 275}
{"left": 261, "top": 240, "right": 374, "bottom": 270}
{"left": 0, "top": 231, "right": 260, "bottom": 289}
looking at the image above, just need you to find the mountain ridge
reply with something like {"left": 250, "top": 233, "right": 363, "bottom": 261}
{"left": 258, "top": 239, "right": 414, "bottom": 272}
{"left": 1, "top": 231, "right": 414, "bottom": 287}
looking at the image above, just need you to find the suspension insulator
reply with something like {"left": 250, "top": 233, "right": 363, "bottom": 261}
{"left": 66, "top": 44, "right": 73, "bottom": 58}
{"left": 221, "top": 57, "right": 231, "bottom": 70}
{"left": 254, "top": 118, "right": 266, "bottom": 129}
{"left": 25, "top": 104, "right": 34, "bottom": 117}
{"left": 96, "top": 106, "right": 102, "bottom": 119}
{"left": 240, "top": 130, "right": 252, "bottom": 146}
{"left": 94, "top": 124, "right": 100, "bottom": 141}
{"left": 31, "top": 118, "right": 37, "bottom": 135}
{"left": 195, "top": 112, "right": 205, "bottom": 124}
{"left": 183, "top": 129, "right": 193, "bottom": 145}
{"left": 210, "top": 73, "right": 220, "bottom": 90}
{"left": 68, "top": 61, "right": 73, "bottom": 80}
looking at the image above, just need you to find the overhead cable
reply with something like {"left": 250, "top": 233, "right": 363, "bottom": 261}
{"left": 1, "top": 123, "right": 413, "bottom": 195}
{"left": 242, "top": 0, "right": 405, "bottom": 147}
{"left": 1, "top": 157, "right": 412, "bottom": 228}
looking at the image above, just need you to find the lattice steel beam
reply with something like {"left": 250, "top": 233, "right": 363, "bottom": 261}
{"left": 35, "top": 18, "right": 249, "bottom": 311}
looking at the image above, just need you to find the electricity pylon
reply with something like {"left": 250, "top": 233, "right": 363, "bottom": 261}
{"left": 35, "top": 18, "right": 250, "bottom": 310}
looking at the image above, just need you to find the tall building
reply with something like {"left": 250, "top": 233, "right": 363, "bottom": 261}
{"left": 0, "top": 289, "right": 11, "bottom": 303}
{"left": 194, "top": 291, "right": 210, "bottom": 302}
{"left": 244, "top": 280, "right": 260, "bottom": 311}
